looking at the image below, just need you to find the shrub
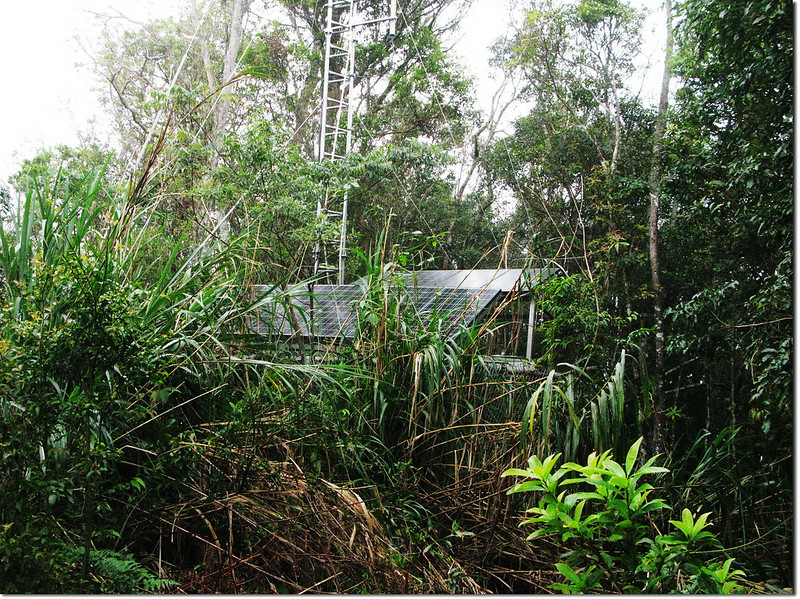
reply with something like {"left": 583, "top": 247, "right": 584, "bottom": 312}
{"left": 503, "top": 438, "right": 746, "bottom": 593}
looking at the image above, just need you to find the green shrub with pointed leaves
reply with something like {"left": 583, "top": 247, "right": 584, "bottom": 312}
{"left": 503, "top": 438, "right": 746, "bottom": 593}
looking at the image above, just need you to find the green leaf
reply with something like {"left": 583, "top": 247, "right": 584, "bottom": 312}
{"left": 608, "top": 475, "right": 628, "bottom": 489}
{"left": 565, "top": 491, "right": 603, "bottom": 504}
{"left": 555, "top": 562, "right": 582, "bottom": 584}
{"left": 634, "top": 465, "right": 670, "bottom": 476}
{"left": 638, "top": 499, "right": 669, "bottom": 514}
{"left": 502, "top": 467, "right": 535, "bottom": 478}
{"left": 604, "top": 459, "right": 626, "bottom": 479}
{"left": 507, "top": 480, "right": 544, "bottom": 494}
{"left": 625, "top": 436, "right": 643, "bottom": 475}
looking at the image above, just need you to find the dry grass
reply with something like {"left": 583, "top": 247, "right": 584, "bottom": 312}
{"left": 119, "top": 415, "right": 565, "bottom": 594}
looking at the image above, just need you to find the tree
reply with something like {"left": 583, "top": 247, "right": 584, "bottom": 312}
{"left": 484, "top": 0, "right": 658, "bottom": 386}
{"left": 345, "top": 142, "right": 505, "bottom": 272}
{"left": 81, "top": 0, "right": 493, "bottom": 279}
{"left": 649, "top": 0, "right": 792, "bottom": 576}
{"left": 276, "top": 0, "right": 477, "bottom": 152}
{"left": 662, "top": 0, "right": 792, "bottom": 457}
{"left": 511, "top": 0, "right": 645, "bottom": 174}
{"left": 7, "top": 143, "right": 121, "bottom": 202}
{"left": 645, "top": 0, "right": 673, "bottom": 455}
{"left": 190, "top": 0, "right": 252, "bottom": 165}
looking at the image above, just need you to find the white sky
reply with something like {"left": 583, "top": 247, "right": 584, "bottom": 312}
{"left": 0, "top": 0, "right": 667, "bottom": 186}
{"left": 0, "top": 0, "right": 182, "bottom": 184}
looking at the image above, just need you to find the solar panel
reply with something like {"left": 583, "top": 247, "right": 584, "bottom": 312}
{"left": 251, "top": 282, "right": 502, "bottom": 340}
{"left": 408, "top": 269, "right": 523, "bottom": 291}
{"left": 302, "top": 285, "right": 361, "bottom": 338}
{"left": 409, "top": 286, "right": 501, "bottom": 331}
{"left": 251, "top": 284, "right": 361, "bottom": 339}
{"left": 404, "top": 268, "right": 548, "bottom": 292}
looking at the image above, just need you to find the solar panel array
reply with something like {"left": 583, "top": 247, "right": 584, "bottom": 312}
{"left": 408, "top": 286, "right": 501, "bottom": 332}
{"left": 403, "top": 268, "right": 548, "bottom": 292}
{"left": 406, "top": 269, "right": 523, "bottom": 291}
{"left": 251, "top": 282, "right": 502, "bottom": 340}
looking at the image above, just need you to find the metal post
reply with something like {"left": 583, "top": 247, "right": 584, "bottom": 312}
{"left": 526, "top": 297, "right": 536, "bottom": 360}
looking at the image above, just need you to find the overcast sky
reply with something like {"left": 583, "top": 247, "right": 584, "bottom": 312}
{"left": 0, "top": 0, "right": 666, "bottom": 186}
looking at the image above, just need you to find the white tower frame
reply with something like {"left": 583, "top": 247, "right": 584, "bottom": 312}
{"left": 313, "top": 0, "right": 397, "bottom": 284}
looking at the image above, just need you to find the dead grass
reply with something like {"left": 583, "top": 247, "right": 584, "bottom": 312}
{"left": 121, "top": 417, "right": 564, "bottom": 594}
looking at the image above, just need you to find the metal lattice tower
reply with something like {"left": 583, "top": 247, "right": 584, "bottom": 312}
{"left": 313, "top": 0, "right": 396, "bottom": 284}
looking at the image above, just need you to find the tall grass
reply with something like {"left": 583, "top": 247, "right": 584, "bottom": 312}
{"left": 0, "top": 156, "right": 343, "bottom": 591}
{"left": 520, "top": 350, "right": 636, "bottom": 462}
{"left": 346, "top": 242, "right": 493, "bottom": 455}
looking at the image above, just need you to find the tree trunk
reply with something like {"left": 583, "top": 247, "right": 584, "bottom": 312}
{"left": 214, "top": 0, "right": 250, "bottom": 140}
{"left": 647, "top": 0, "right": 673, "bottom": 455}
{"left": 191, "top": 0, "right": 251, "bottom": 255}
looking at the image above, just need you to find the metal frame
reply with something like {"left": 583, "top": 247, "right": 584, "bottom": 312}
{"left": 313, "top": 0, "right": 397, "bottom": 285}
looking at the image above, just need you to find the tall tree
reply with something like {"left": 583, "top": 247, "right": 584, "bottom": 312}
{"left": 191, "top": 0, "right": 252, "bottom": 165}
{"left": 484, "top": 0, "right": 657, "bottom": 380}
{"left": 83, "top": 0, "right": 492, "bottom": 279}
{"left": 645, "top": 0, "right": 673, "bottom": 454}
{"left": 511, "top": 0, "right": 645, "bottom": 174}
{"left": 662, "top": 0, "right": 792, "bottom": 445}
{"left": 651, "top": 0, "right": 793, "bottom": 573}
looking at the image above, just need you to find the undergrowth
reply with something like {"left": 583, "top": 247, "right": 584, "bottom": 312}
{"left": 0, "top": 165, "right": 789, "bottom": 593}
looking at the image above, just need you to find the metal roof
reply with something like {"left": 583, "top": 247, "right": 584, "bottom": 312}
{"left": 404, "top": 268, "right": 545, "bottom": 292}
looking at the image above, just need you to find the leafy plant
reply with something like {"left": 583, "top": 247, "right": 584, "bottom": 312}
{"left": 520, "top": 351, "right": 636, "bottom": 463}
{"left": 66, "top": 548, "right": 178, "bottom": 593}
{"left": 503, "top": 437, "right": 746, "bottom": 593}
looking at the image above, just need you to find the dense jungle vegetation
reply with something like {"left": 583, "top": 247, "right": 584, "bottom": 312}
{"left": 0, "top": 0, "right": 792, "bottom": 593}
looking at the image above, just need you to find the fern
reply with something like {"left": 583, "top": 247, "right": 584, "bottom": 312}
{"left": 63, "top": 548, "right": 178, "bottom": 594}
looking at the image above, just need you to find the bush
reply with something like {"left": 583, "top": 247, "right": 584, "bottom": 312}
{"left": 503, "top": 438, "right": 746, "bottom": 593}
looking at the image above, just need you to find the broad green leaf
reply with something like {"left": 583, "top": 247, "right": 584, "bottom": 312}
{"left": 502, "top": 467, "right": 535, "bottom": 478}
{"left": 573, "top": 498, "right": 586, "bottom": 522}
{"left": 507, "top": 480, "right": 544, "bottom": 494}
{"left": 609, "top": 475, "right": 629, "bottom": 489}
{"left": 565, "top": 491, "right": 603, "bottom": 504}
{"left": 639, "top": 499, "right": 669, "bottom": 514}
{"left": 636, "top": 465, "right": 669, "bottom": 476}
{"left": 555, "top": 562, "right": 581, "bottom": 584}
{"left": 693, "top": 511, "right": 712, "bottom": 533}
{"left": 625, "top": 437, "right": 643, "bottom": 475}
{"left": 604, "top": 459, "right": 626, "bottom": 479}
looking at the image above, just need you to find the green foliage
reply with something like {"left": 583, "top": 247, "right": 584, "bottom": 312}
{"left": 489, "top": 0, "right": 792, "bottom": 580}
{"left": 348, "top": 240, "right": 479, "bottom": 448}
{"left": 7, "top": 143, "right": 121, "bottom": 201}
{"left": 532, "top": 273, "right": 628, "bottom": 370}
{"left": 653, "top": 3, "right": 793, "bottom": 572}
{"left": 346, "top": 142, "right": 503, "bottom": 273}
{"left": 359, "top": 24, "right": 474, "bottom": 150}
{"left": 0, "top": 521, "right": 176, "bottom": 594}
{"left": 66, "top": 548, "right": 178, "bottom": 593}
{"left": 0, "top": 0, "right": 791, "bottom": 591}
{"left": 485, "top": 98, "right": 655, "bottom": 379}
{"left": 665, "top": 0, "right": 792, "bottom": 413}
{"left": 521, "top": 351, "right": 646, "bottom": 464}
{"left": 0, "top": 154, "right": 270, "bottom": 591}
{"left": 213, "top": 120, "right": 327, "bottom": 280}
{"left": 503, "top": 438, "right": 746, "bottom": 593}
